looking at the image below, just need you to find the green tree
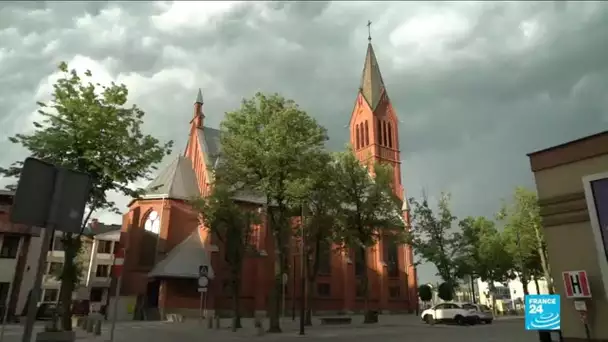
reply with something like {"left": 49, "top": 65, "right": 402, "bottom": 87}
{"left": 298, "top": 152, "right": 341, "bottom": 325}
{"left": 453, "top": 216, "right": 514, "bottom": 307}
{"left": 217, "top": 92, "right": 327, "bottom": 333}
{"left": 418, "top": 284, "right": 433, "bottom": 302}
{"left": 191, "top": 179, "right": 259, "bottom": 331}
{"left": 498, "top": 187, "right": 553, "bottom": 295}
{"left": 0, "top": 62, "right": 172, "bottom": 330}
{"left": 333, "top": 150, "right": 404, "bottom": 323}
{"left": 407, "top": 193, "right": 459, "bottom": 286}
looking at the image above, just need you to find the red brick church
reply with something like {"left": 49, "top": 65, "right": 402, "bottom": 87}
{"left": 117, "top": 37, "right": 418, "bottom": 318}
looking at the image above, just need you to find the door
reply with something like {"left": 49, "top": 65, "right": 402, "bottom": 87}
{"left": 146, "top": 280, "right": 160, "bottom": 308}
{"left": 433, "top": 303, "right": 448, "bottom": 320}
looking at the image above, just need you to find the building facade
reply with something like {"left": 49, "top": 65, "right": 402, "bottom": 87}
{"left": 0, "top": 190, "right": 41, "bottom": 320}
{"left": 116, "top": 37, "right": 417, "bottom": 319}
{"left": 528, "top": 130, "right": 608, "bottom": 342}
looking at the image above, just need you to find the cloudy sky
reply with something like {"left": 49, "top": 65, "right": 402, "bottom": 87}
{"left": 1, "top": 1, "right": 607, "bottom": 283}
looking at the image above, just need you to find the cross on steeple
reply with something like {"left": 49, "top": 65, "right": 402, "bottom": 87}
{"left": 367, "top": 20, "right": 372, "bottom": 42}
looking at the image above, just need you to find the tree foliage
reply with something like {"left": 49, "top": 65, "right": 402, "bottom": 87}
{"left": 217, "top": 92, "right": 327, "bottom": 333}
{"left": 418, "top": 284, "right": 433, "bottom": 302}
{"left": 297, "top": 152, "right": 341, "bottom": 325}
{"left": 332, "top": 149, "right": 404, "bottom": 323}
{"left": 191, "top": 179, "right": 259, "bottom": 331}
{"left": 437, "top": 282, "right": 454, "bottom": 301}
{"left": 1, "top": 62, "right": 172, "bottom": 330}
{"left": 407, "top": 193, "right": 459, "bottom": 284}
{"left": 498, "top": 187, "right": 552, "bottom": 294}
{"left": 453, "top": 217, "right": 514, "bottom": 292}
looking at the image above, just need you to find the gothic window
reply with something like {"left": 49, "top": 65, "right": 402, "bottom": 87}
{"left": 377, "top": 119, "right": 382, "bottom": 145}
{"left": 364, "top": 121, "right": 369, "bottom": 146}
{"left": 317, "top": 242, "right": 331, "bottom": 275}
{"left": 354, "top": 246, "right": 365, "bottom": 277}
{"left": 355, "top": 124, "right": 360, "bottom": 150}
{"left": 139, "top": 210, "right": 160, "bottom": 267}
{"left": 387, "top": 123, "right": 393, "bottom": 148}
{"left": 384, "top": 237, "right": 399, "bottom": 278}
{"left": 383, "top": 121, "right": 388, "bottom": 147}
{"left": 359, "top": 124, "right": 364, "bottom": 148}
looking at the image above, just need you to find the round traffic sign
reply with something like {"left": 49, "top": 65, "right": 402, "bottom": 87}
{"left": 198, "top": 276, "right": 209, "bottom": 287}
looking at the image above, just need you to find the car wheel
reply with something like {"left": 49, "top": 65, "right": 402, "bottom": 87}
{"left": 486, "top": 320, "right": 493, "bottom": 325}
{"left": 455, "top": 315, "right": 465, "bottom": 326}
{"left": 473, "top": 316, "right": 481, "bottom": 325}
{"left": 424, "top": 315, "right": 434, "bottom": 325}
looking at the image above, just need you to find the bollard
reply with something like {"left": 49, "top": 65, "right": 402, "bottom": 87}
{"left": 207, "top": 316, "right": 213, "bottom": 329}
{"left": 94, "top": 320, "right": 102, "bottom": 336}
{"left": 86, "top": 318, "right": 94, "bottom": 333}
{"left": 214, "top": 316, "right": 220, "bottom": 329}
{"left": 254, "top": 316, "right": 264, "bottom": 336}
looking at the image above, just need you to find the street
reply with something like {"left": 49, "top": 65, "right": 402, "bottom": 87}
{"left": 0, "top": 315, "right": 538, "bottom": 342}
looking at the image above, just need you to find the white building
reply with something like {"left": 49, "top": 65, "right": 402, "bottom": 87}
{"left": 14, "top": 224, "right": 121, "bottom": 315}
{"left": 474, "top": 276, "right": 550, "bottom": 312}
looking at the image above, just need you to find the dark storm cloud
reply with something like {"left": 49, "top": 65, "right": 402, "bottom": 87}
{"left": 1, "top": 1, "right": 606, "bottom": 282}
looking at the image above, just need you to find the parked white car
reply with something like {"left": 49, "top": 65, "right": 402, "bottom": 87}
{"left": 461, "top": 303, "right": 494, "bottom": 324}
{"left": 420, "top": 302, "right": 478, "bottom": 325}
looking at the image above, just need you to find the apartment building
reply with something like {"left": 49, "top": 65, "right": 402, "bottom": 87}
{"left": 0, "top": 190, "right": 41, "bottom": 319}
{"left": 40, "top": 227, "right": 120, "bottom": 311}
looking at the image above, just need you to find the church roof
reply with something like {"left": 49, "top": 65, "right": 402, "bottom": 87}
{"left": 143, "top": 156, "right": 201, "bottom": 200}
{"left": 197, "top": 126, "right": 221, "bottom": 168}
{"left": 148, "top": 229, "right": 215, "bottom": 279}
{"left": 359, "top": 42, "right": 386, "bottom": 111}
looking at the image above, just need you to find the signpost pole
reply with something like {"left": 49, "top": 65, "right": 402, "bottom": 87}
{"left": 22, "top": 169, "right": 66, "bottom": 342}
{"left": 199, "top": 291, "right": 204, "bottom": 324}
{"left": 109, "top": 272, "right": 123, "bottom": 342}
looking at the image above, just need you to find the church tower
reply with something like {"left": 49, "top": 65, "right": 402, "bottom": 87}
{"left": 349, "top": 24, "right": 418, "bottom": 312}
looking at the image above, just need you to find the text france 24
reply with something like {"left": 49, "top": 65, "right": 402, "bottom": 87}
{"left": 525, "top": 294, "right": 560, "bottom": 330}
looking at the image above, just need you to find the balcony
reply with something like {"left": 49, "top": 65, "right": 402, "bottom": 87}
{"left": 90, "top": 276, "right": 112, "bottom": 287}
{"left": 42, "top": 274, "right": 60, "bottom": 285}
{"left": 95, "top": 253, "right": 114, "bottom": 264}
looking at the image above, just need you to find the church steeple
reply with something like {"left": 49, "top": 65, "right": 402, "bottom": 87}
{"left": 192, "top": 88, "right": 204, "bottom": 128}
{"left": 359, "top": 40, "right": 386, "bottom": 111}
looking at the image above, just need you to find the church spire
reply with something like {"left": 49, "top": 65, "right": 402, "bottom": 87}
{"left": 195, "top": 88, "right": 204, "bottom": 104}
{"left": 359, "top": 21, "right": 386, "bottom": 111}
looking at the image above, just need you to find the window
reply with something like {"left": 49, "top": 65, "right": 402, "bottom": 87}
{"left": 355, "top": 124, "right": 360, "bottom": 149}
{"left": 0, "top": 282, "right": 9, "bottom": 304}
{"left": 364, "top": 121, "right": 369, "bottom": 146}
{"left": 90, "top": 288, "right": 104, "bottom": 302}
{"left": 387, "top": 123, "right": 393, "bottom": 148}
{"left": 382, "top": 121, "right": 388, "bottom": 147}
{"left": 97, "top": 240, "right": 112, "bottom": 254}
{"left": 48, "top": 262, "right": 63, "bottom": 276}
{"left": 376, "top": 119, "right": 382, "bottom": 145}
{"left": 317, "top": 242, "right": 331, "bottom": 275}
{"left": 0, "top": 235, "right": 20, "bottom": 258}
{"left": 384, "top": 238, "right": 399, "bottom": 278}
{"left": 43, "top": 289, "right": 59, "bottom": 302}
{"left": 389, "top": 286, "right": 400, "bottom": 298}
{"left": 96, "top": 265, "right": 110, "bottom": 277}
{"left": 354, "top": 247, "right": 365, "bottom": 277}
{"left": 359, "top": 125, "right": 364, "bottom": 147}
{"left": 317, "top": 283, "right": 330, "bottom": 297}
{"left": 51, "top": 237, "right": 64, "bottom": 251}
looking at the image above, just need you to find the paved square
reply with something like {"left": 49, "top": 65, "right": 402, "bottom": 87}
{"left": 0, "top": 316, "right": 538, "bottom": 342}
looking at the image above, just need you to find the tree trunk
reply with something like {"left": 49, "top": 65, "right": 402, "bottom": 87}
{"left": 361, "top": 252, "right": 375, "bottom": 324}
{"left": 59, "top": 234, "right": 78, "bottom": 331}
{"left": 534, "top": 277, "right": 541, "bottom": 294}
{"left": 470, "top": 276, "right": 476, "bottom": 304}
{"left": 305, "top": 277, "right": 314, "bottom": 326}
{"left": 533, "top": 224, "right": 554, "bottom": 294}
{"left": 231, "top": 278, "right": 242, "bottom": 331}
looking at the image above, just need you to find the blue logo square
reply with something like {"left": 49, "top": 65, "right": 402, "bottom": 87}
{"left": 525, "top": 294, "right": 561, "bottom": 330}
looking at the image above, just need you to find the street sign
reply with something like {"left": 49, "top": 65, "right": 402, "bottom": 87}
{"left": 525, "top": 294, "right": 560, "bottom": 330}
{"left": 11, "top": 158, "right": 92, "bottom": 233}
{"left": 563, "top": 270, "right": 592, "bottom": 298}
{"left": 112, "top": 248, "right": 125, "bottom": 277}
{"left": 198, "top": 265, "right": 209, "bottom": 292}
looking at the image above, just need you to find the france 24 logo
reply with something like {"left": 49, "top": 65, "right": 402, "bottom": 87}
{"left": 525, "top": 294, "right": 560, "bottom": 330}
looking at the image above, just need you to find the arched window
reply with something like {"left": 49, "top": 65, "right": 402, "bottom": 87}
{"left": 377, "top": 119, "right": 382, "bottom": 145}
{"left": 359, "top": 124, "right": 364, "bottom": 147}
{"left": 364, "top": 121, "right": 369, "bottom": 146}
{"left": 387, "top": 123, "right": 393, "bottom": 148}
{"left": 139, "top": 210, "right": 161, "bottom": 267}
{"left": 355, "top": 124, "right": 360, "bottom": 149}
{"left": 383, "top": 121, "right": 388, "bottom": 147}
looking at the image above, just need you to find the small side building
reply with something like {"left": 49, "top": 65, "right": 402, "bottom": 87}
{"left": 528, "top": 130, "right": 608, "bottom": 342}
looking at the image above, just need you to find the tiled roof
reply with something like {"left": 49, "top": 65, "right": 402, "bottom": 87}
{"left": 360, "top": 42, "right": 386, "bottom": 110}
{"left": 143, "top": 156, "right": 201, "bottom": 200}
{"left": 148, "top": 229, "right": 215, "bottom": 279}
